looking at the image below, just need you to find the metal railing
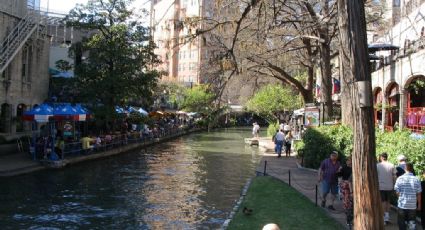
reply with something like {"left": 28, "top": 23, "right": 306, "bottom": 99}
{"left": 0, "top": 9, "right": 40, "bottom": 73}
{"left": 33, "top": 126, "right": 189, "bottom": 161}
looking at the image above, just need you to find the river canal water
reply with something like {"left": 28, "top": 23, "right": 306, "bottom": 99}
{"left": 0, "top": 128, "right": 263, "bottom": 229}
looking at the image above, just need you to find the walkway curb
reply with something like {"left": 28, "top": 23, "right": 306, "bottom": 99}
{"left": 221, "top": 177, "right": 253, "bottom": 230}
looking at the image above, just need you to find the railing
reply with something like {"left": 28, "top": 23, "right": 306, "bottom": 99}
{"left": 0, "top": 9, "right": 40, "bottom": 73}
{"left": 32, "top": 126, "right": 191, "bottom": 161}
{"left": 405, "top": 107, "right": 425, "bottom": 134}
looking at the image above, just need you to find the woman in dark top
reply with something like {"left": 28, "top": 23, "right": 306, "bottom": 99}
{"left": 338, "top": 156, "right": 353, "bottom": 226}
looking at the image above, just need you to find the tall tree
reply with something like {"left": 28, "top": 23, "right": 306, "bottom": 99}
{"left": 337, "top": 0, "right": 383, "bottom": 229}
{"left": 66, "top": 0, "right": 160, "bottom": 127}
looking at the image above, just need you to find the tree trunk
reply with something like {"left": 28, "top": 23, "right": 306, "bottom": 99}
{"left": 340, "top": 65, "right": 354, "bottom": 127}
{"left": 337, "top": 1, "right": 384, "bottom": 229}
{"left": 319, "top": 0, "right": 333, "bottom": 121}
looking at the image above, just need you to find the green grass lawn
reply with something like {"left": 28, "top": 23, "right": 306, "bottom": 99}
{"left": 228, "top": 176, "right": 343, "bottom": 230}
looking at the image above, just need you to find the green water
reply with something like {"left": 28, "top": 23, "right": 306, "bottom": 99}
{"left": 0, "top": 128, "right": 263, "bottom": 229}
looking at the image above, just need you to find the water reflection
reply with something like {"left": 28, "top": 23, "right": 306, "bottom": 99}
{"left": 0, "top": 128, "right": 262, "bottom": 229}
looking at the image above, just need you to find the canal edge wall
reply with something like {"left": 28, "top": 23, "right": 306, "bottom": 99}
{"left": 221, "top": 177, "right": 253, "bottom": 229}
{"left": 0, "top": 128, "right": 204, "bottom": 177}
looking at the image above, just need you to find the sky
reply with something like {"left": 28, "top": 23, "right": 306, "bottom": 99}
{"left": 40, "top": 0, "right": 89, "bottom": 13}
{"left": 40, "top": 0, "right": 149, "bottom": 14}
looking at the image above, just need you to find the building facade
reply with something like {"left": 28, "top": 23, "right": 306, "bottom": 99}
{"left": 0, "top": 0, "right": 50, "bottom": 135}
{"left": 150, "top": 0, "right": 214, "bottom": 86}
{"left": 370, "top": 0, "right": 425, "bottom": 133}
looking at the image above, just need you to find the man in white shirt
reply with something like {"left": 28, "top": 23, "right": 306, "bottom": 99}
{"left": 377, "top": 152, "right": 396, "bottom": 225}
{"left": 274, "top": 129, "right": 285, "bottom": 158}
{"left": 283, "top": 123, "right": 291, "bottom": 134}
{"left": 394, "top": 163, "right": 422, "bottom": 230}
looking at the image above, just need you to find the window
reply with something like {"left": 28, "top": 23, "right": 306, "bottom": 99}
{"left": 21, "top": 46, "right": 31, "bottom": 82}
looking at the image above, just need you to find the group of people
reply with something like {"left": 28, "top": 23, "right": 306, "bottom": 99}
{"left": 319, "top": 151, "right": 424, "bottom": 229}
{"left": 272, "top": 123, "right": 293, "bottom": 158}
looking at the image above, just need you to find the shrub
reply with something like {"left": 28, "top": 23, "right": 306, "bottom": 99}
{"left": 376, "top": 130, "right": 425, "bottom": 175}
{"left": 295, "top": 125, "right": 352, "bottom": 169}
{"left": 267, "top": 121, "right": 280, "bottom": 137}
{"left": 296, "top": 126, "right": 425, "bottom": 175}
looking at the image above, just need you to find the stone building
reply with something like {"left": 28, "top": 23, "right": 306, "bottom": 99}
{"left": 0, "top": 0, "right": 50, "bottom": 135}
{"left": 371, "top": 0, "right": 425, "bottom": 133}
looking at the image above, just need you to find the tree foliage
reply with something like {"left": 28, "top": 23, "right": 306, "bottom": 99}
{"left": 180, "top": 85, "right": 215, "bottom": 113}
{"left": 55, "top": 59, "right": 73, "bottom": 72}
{"left": 246, "top": 84, "right": 303, "bottom": 122}
{"left": 66, "top": 0, "right": 160, "bottom": 122}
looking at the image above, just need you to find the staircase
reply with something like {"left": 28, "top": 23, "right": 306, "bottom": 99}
{"left": 0, "top": 10, "right": 40, "bottom": 74}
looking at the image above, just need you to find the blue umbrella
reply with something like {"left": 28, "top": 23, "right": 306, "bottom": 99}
{"left": 23, "top": 104, "right": 54, "bottom": 122}
{"left": 75, "top": 104, "right": 90, "bottom": 121}
{"left": 115, "top": 106, "right": 126, "bottom": 114}
{"left": 53, "top": 104, "right": 79, "bottom": 121}
{"left": 137, "top": 107, "right": 148, "bottom": 116}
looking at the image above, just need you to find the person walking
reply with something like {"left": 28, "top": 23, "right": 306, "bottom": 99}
{"left": 377, "top": 152, "right": 396, "bottom": 225}
{"left": 394, "top": 163, "right": 422, "bottom": 230}
{"left": 252, "top": 122, "right": 260, "bottom": 138}
{"left": 318, "top": 151, "right": 341, "bottom": 210}
{"left": 338, "top": 156, "right": 353, "bottom": 226}
{"left": 284, "top": 131, "right": 293, "bottom": 157}
{"left": 274, "top": 129, "right": 285, "bottom": 158}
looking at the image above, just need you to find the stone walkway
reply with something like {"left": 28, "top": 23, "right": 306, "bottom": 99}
{"left": 0, "top": 153, "right": 44, "bottom": 177}
{"left": 256, "top": 154, "right": 403, "bottom": 230}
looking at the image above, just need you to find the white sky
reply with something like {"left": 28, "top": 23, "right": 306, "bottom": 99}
{"left": 40, "top": 0, "right": 149, "bottom": 14}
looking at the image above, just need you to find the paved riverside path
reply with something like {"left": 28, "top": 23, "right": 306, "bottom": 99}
{"left": 0, "top": 153, "right": 44, "bottom": 177}
{"left": 256, "top": 155, "right": 402, "bottom": 230}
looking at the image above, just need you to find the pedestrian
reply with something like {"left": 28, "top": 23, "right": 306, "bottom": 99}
{"left": 396, "top": 155, "right": 408, "bottom": 177}
{"left": 394, "top": 163, "right": 422, "bottom": 230}
{"left": 252, "top": 122, "right": 259, "bottom": 138}
{"left": 274, "top": 129, "right": 285, "bottom": 158}
{"left": 338, "top": 156, "right": 353, "bottom": 226}
{"left": 284, "top": 131, "right": 293, "bottom": 157}
{"left": 377, "top": 152, "right": 396, "bottom": 225}
{"left": 283, "top": 122, "right": 291, "bottom": 135}
{"left": 318, "top": 151, "right": 341, "bottom": 210}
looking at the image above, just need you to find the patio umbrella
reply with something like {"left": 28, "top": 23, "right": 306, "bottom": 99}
{"left": 368, "top": 43, "right": 399, "bottom": 52}
{"left": 115, "top": 106, "right": 127, "bottom": 114}
{"left": 137, "top": 107, "right": 148, "bottom": 116}
{"left": 54, "top": 104, "right": 79, "bottom": 121}
{"left": 23, "top": 104, "right": 54, "bottom": 122}
{"left": 75, "top": 104, "right": 90, "bottom": 121}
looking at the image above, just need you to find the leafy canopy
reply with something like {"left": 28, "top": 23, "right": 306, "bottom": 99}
{"left": 246, "top": 84, "right": 303, "bottom": 122}
{"left": 66, "top": 0, "right": 160, "bottom": 117}
{"left": 180, "top": 85, "right": 215, "bottom": 113}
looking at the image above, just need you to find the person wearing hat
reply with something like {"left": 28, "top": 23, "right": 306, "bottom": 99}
{"left": 377, "top": 152, "right": 396, "bottom": 225}
{"left": 318, "top": 151, "right": 341, "bottom": 210}
{"left": 394, "top": 163, "right": 422, "bottom": 230}
{"left": 396, "top": 155, "right": 415, "bottom": 177}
